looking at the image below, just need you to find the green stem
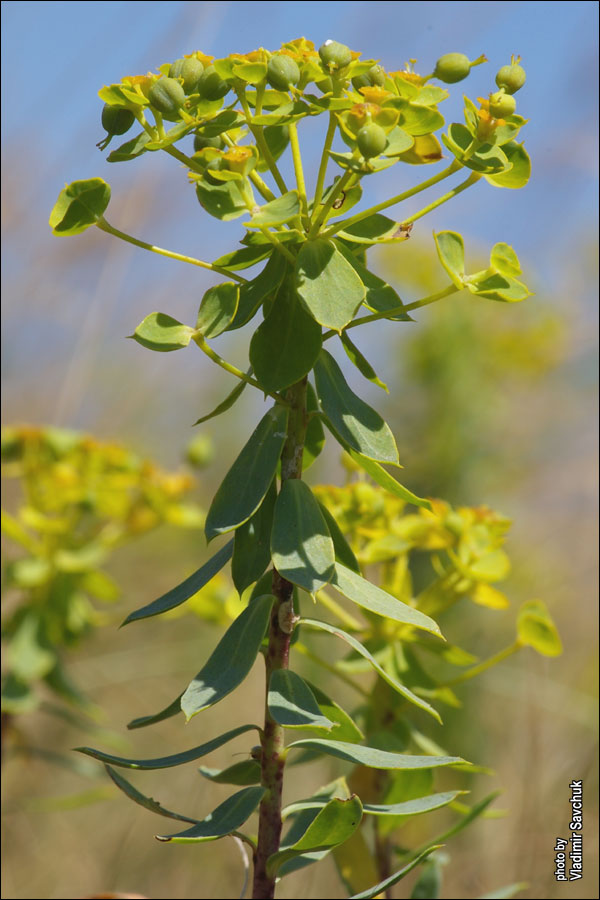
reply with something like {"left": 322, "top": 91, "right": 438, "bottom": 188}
{"left": 163, "top": 143, "right": 204, "bottom": 174}
{"left": 312, "top": 113, "right": 338, "bottom": 214}
{"left": 288, "top": 123, "right": 309, "bottom": 227}
{"left": 238, "top": 89, "right": 288, "bottom": 195}
{"left": 443, "top": 642, "right": 521, "bottom": 687}
{"left": 192, "top": 334, "right": 285, "bottom": 403}
{"left": 222, "top": 132, "right": 276, "bottom": 203}
{"left": 400, "top": 171, "right": 481, "bottom": 227}
{"left": 309, "top": 169, "right": 354, "bottom": 238}
{"left": 95, "top": 218, "right": 247, "bottom": 283}
{"left": 257, "top": 227, "right": 297, "bottom": 264}
{"left": 322, "top": 284, "right": 459, "bottom": 340}
{"left": 322, "top": 160, "right": 462, "bottom": 238}
{"left": 252, "top": 379, "right": 308, "bottom": 900}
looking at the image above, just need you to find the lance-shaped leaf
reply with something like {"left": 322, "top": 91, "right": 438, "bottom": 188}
{"left": 267, "top": 796, "right": 363, "bottom": 875}
{"left": 334, "top": 239, "right": 408, "bottom": 320}
{"left": 296, "top": 239, "right": 365, "bottom": 332}
{"left": 485, "top": 141, "right": 530, "bottom": 189}
{"left": 123, "top": 540, "right": 234, "bottom": 625}
{"left": 347, "top": 450, "right": 431, "bottom": 510}
{"left": 277, "top": 778, "right": 351, "bottom": 876}
{"left": 245, "top": 190, "right": 300, "bottom": 228}
{"left": 198, "top": 760, "right": 261, "bottom": 785}
{"left": 363, "top": 791, "right": 463, "bottom": 817}
{"left": 341, "top": 333, "right": 388, "bottom": 392}
{"left": 303, "top": 381, "right": 326, "bottom": 471}
{"left": 271, "top": 480, "right": 335, "bottom": 593}
{"left": 156, "top": 786, "right": 265, "bottom": 843}
{"left": 105, "top": 766, "right": 198, "bottom": 823}
{"left": 196, "top": 282, "right": 239, "bottom": 339}
{"left": 232, "top": 480, "right": 276, "bottom": 595}
{"left": 76, "top": 723, "right": 259, "bottom": 769}
{"left": 306, "top": 681, "right": 364, "bottom": 742}
{"left": 181, "top": 593, "right": 274, "bottom": 720}
{"left": 127, "top": 692, "right": 183, "bottom": 730}
{"left": 107, "top": 131, "right": 152, "bottom": 163}
{"left": 332, "top": 564, "right": 440, "bottom": 635}
{"left": 315, "top": 350, "right": 398, "bottom": 464}
{"left": 193, "top": 378, "right": 247, "bottom": 426}
{"left": 268, "top": 670, "right": 334, "bottom": 730}
{"left": 433, "top": 231, "right": 465, "bottom": 289}
{"left": 301, "top": 618, "right": 440, "bottom": 720}
{"left": 227, "top": 251, "right": 287, "bottom": 331}
{"left": 289, "top": 737, "right": 465, "bottom": 770}
{"left": 130, "top": 312, "right": 195, "bottom": 352}
{"left": 49, "top": 178, "right": 111, "bottom": 236}
{"left": 205, "top": 405, "right": 288, "bottom": 541}
{"left": 317, "top": 503, "right": 360, "bottom": 574}
{"left": 350, "top": 846, "right": 440, "bottom": 900}
{"left": 250, "top": 277, "right": 322, "bottom": 393}
{"left": 517, "top": 600, "right": 562, "bottom": 657}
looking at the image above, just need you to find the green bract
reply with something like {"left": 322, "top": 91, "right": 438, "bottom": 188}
{"left": 495, "top": 63, "right": 526, "bottom": 94}
{"left": 47, "top": 35, "right": 548, "bottom": 900}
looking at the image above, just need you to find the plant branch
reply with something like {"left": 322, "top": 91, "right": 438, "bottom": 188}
{"left": 442, "top": 642, "right": 520, "bottom": 687}
{"left": 288, "top": 123, "right": 309, "bottom": 227}
{"left": 237, "top": 89, "right": 288, "bottom": 195}
{"left": 312, "top": 112, "right": 338, "bottom": 214}
{"left": 400, "top": 171, "right": 482, "bottom": 227}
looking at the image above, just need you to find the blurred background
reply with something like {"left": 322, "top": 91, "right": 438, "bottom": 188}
{"left": 1, "top": 2, "right": 598, "bottom": 899}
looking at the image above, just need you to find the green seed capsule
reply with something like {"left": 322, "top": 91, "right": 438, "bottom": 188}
{"left": 319, "top": 40, "right": 352, "bottom": 70}
{"left": 488, "top": 90, "right": 516, "bottom": 118}
{"left": 101, "top": 104, "right": 135, "bottom": 136}
{"left": 169, "top": 57, "right": 205, "bottom": 94}
{"left": 434, "top": 52, "right": 471, "bottom": 84}
{"left": 315, "top": 76, "right": 333, "bottom": 94}
{"left": 193, "top": 133, "right": 225, "bottom": 151}
{"left": 495, "top": 63, "right": 526, "bottom": 95}
{"left": 357, "top": 122, "right": 387, "bottom": 158}
{"left": 197, "top": 65, "right": 230, "bottom": 100}
{"left": 148, "top": 77, "right": 186, "bottom": 118}
{"left": 352, "top": 64, "right": 385, "bottom": 91}
{"left": 267, "top": 54, "right": 300, "bottom": 91}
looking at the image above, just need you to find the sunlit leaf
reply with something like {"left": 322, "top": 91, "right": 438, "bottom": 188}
{"left": 130, "top": 312, "right": 194, "bottom": 352}
{"left": 433, "top": 231, "right": 465, "bottom": 288}
{"left": 517, "top": 600, "right": 562, "bottom": 657}
{"left": 246, "top": 191, "right": 300, "bottom": 228}
{"left": 340, "top": 332, "right": 388, "bottom": 392}
{"left": 49, "top": 178, "right": 111, "bottom": 236}
{"left": 268, "top": 670, "right": 334, "bottom": 729}
{"left": 157, "top": 786, "right": 265, "bottom": 842}
{"left": 289, "top": 737, "right": 465, "bottom": 769}
{"left": 271, "top": 480, "right": 335, "bottom": 593}
{"left": 196, "top": 282, "right": 239, "bottom": 338}
{"left": 193, "top": 378, "right": 247, "bottom": 426}
{"left": 351, "top": 847, "right": 441, "bottom": 900}
{"left": 485, "top": 142, "right": 530, "bottom": 189}
{"left": 296, "top": 239, "right": 365, "bottom": 331}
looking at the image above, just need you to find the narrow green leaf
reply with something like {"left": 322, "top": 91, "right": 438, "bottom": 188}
{"left": 340, "top": 333, "right": 388, "bottom": 392}
{"left": 277, "top": 778, "right": 351, "bottom": 876}
{"left": 105, "top": 766, "right": 198, "bottom": 823}
{"left": 107, "top": 131, "right": 152, "bottom": 162}
{"left": 212, "top": 243, "right": 272, "bottom": 271}
{"left": 181, "top": 594, "right": 274, "bottom": 720}
{"left": 347, "top": 449, "right": 431, "bottom": 509}
{"left": 317, "top": 503, "right": 360, "bottom": 574}
{"left": 289, "top": 737, "right": 464, "bottom": 770}
{"left": 433, "top": 231, "right": 465, "bottom": 288}
{"left": 351, "top": 848, "right": 440, "bottom": 900}
{"left": 250, "top": 276, "right": 322, "bottom": 393}
{"left": 296, "top": 239, "right": 365, "bottom": 332}
{"left": 130, "top": 312, "right": 194, "bottom": 352}
{"left": 122, "top": 540, "right": 234, "bottom": 624}
{"left": 267, "top": 796, "right": 363, "bottom": 875}
{"left": 49, "top": 178, "right": 111, "bottom": 236}
{"left": 306, "top": 681, "right": 364, "bottom": 742}
{"left": 193, "top": 378, "right": 247, "bottom": 426}
{"left": 334, "top": 240, "right": 408, "bottom": 320}
{"left": 196, "top": 178, "right": 249, "bottom": 221}
{"left": 485, "top": 141, "right": 530, "bottom": 189}
{"left": 517, "top": 600, "right": 562, "bottom": 657}
{"left": 198, "top": 760, "right": 261, "bottom": 785}
{"left": 76, "top": 723, "right": 259, "bottom": 769}
{"left": 268, "top": 670, "right": 334, "bottom": 730}
{"left": 205, "top": 405, "right": 288, "bottom": 541}
{"left": 478, "top": 883, "right": 528, "bottom": 899}
{"left": 196, "top": 282, "right": 239, "bottom": 338}
{"left": 227, "top": 251, "right": 287, "bottom": 331}
{"left": 363, "top": 791, "right": 463, "bottom": 817}
{"left": 232, "top": 479, "right": 276, "bottom": 594}
{"left": 157, "top": 786, "right": 265, "bottom": 842}
{"left": 336, "top": 214, "right": 407, "bottom": 246}
{"left": 303, "top": 381, "right": 326, "bottom": 471}
{"left": 315, "top": 350, "right": 399, "bottom": 464}
{"left": 333, "top": 563, "right": 440, "bottom": 635}
{"left": 271, "top": 480, "right": 335, "bottom": 593}
{"left": 127, "top": 693, "right": 183, "bottom": 730}
{"left": 301, "top": 618, "right": 440, "bottom": 720}
{"left": 246, "top": 190, "right": 300, "bottom": 227}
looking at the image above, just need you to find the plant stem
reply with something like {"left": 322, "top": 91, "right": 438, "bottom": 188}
{"left": 222, "top": 132, "right": 277, "bottom": 202}
{"left": 309, "top": 169, "right": 354, "bottom": 238}
{"left": 256, "top": 227, "right": 297, "bottom": 264}
{"left": 312, "top": 112, "right": 338, "bottom": 214}
{"left": 96, "top": 218, "right": 247, "bottom": 283}
{"left": 252, "top": 378, "right": 308, "bottom": 900}
{"left": 288, "top": 123, "right": 309, "bottom": 227}
{"left": 322, "top": 160, "right": 462, "bottom": 238}
{"left": 238, "top": 89, "right": 288, "bottom": 195}
{"left": 192, "top": 334, "right": 285, "bottom": 403}
{"left": 443, "top": 642, "right": 520, "bottom": 687}
{"left": 401, "top": 171, "right": 482, "bottom": 227}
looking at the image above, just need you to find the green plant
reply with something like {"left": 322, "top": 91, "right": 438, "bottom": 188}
{"left": 48, "top": 39, "right": 551, "bottom": 899}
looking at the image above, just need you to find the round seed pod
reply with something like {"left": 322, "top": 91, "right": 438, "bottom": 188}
{"left": 357, "top": 122, "right": 387, "bottom": 158}
{"left": 319, "top": 40, "right": 352, "bottom": 70}
{"left": 267, "top": 54, "right": 300, "bottom": 91}
{"left": 488, "top": 90, "right": 516, "bottom": 118}
{"left": 433, "top": 52, "right": 471, "bottom": 83}
{"left": 101, "top": 105, "right": 135, "bottom": 136}
{"left": 352, "top": 64, "right": 385, "bottom": 91}
{"left": 495, "top": 63, "right": 526, "bottom": 94}
{"left": 197, "top": 65, "right": 230, "bottom": 100}
{"left": 193, "top": 133, "right": 225, "bottom": 151}
{"left": 169, "top": 57, "right": 205, "bottom": 94}
{"left": 148, "top": 77, "right": 186, "bottom": 118}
